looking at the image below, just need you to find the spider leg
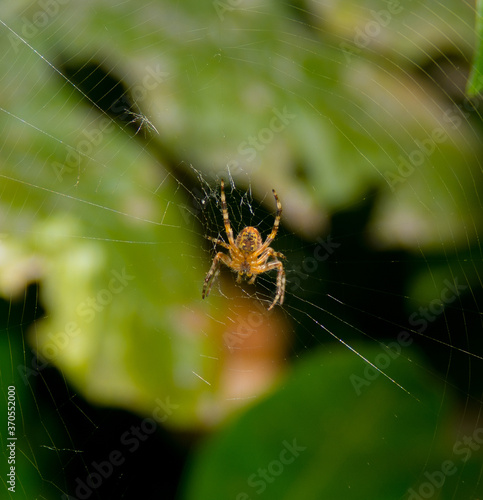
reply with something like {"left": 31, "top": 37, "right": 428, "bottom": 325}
{"left": 254, "top": 189, "right": 282, "bottom": 257}
{"left": 202, "top": 252, "right": 232, "bottom": 299}
{"left": 205, "top": 235, "right": 231, "bottom": 250}
{"left": 254, "top": 248, "right": 285, "bottom": 267}
{"left": 220, "top": 179, "right": 236, "bottom": 247}
{"left": 262, "top": 258, "right": 286, "bottom": 310}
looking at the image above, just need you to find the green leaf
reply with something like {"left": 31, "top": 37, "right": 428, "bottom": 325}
{"left": 181, "top": 345, "right": 457, "bottom": 500}
{"left": 467, "top": 0, "right": 483, "bottom": 95}
{"left": 1, "top": 0, "right": 482, "bottom": 434}
{"left": 0, "top": 36, "right": 224, "bottom": 429}
{"left": 0, "top": 324, "right": 58, "bottom": 499}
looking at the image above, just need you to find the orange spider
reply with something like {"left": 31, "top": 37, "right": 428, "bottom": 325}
{"left": 202, "top": 179, "right": 286, "bottom": 310}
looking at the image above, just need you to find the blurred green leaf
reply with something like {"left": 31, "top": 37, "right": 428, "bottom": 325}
{"left": 467, "top": 0, "right": 483, "bottom": 95}
{"left": 15, "top": 0, "right": 480, "bottom": 241}
{"left": 181, "top": 345, "right": 457, "bottom": 500}
{"left": 0, "top": 326, "right": 47, "bottom": 499}
{"left": 0, "top": 29, "right": 224, "bottom": 428}
{"left": 1, "top": 0, "right": 482, "bottom": 432}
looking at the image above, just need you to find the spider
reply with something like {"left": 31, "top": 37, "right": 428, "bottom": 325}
{"left": 202, "top": 179, "right": 286, "bottom": 310}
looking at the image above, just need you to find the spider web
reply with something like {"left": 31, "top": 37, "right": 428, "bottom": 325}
{"left": 1, "top": 1, "right": 483, "bottom": 499}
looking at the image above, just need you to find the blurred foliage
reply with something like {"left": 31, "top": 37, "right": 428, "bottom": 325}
{"left": 181, "top": 344, "right": 478, "bottom": 500}
{"left": 0, "top": 0, "right": 483, "bottom": 498}
{"left": 0, "top": 322, "right": 48, "bottom": 499}
{"left": 467, "top": 0, "right": 483, "bottom": 95}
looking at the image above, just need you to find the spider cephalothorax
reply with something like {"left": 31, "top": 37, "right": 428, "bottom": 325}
{"left": 202, "top": 179, "right": 286, "bottom": 310}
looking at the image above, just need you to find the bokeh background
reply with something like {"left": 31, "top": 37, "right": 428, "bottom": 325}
{"left": 1, "top": 1, "right": 483, "bottom": 499}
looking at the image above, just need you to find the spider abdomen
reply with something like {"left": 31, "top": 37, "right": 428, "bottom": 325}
{"left": 236, "top": 227, "right": 262, "bottom": 254}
